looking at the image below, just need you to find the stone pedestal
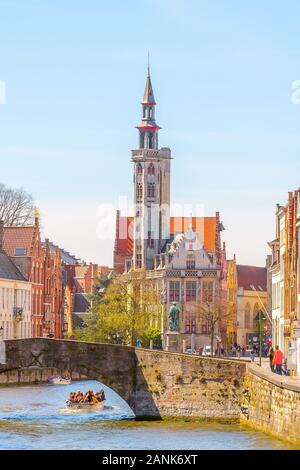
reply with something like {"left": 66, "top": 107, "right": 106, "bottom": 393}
{"left": 165, "top": 331, "right": 180, "bottom": 353}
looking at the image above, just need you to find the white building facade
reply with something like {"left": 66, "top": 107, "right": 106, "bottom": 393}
{"left": 0, "top": 220, "right": 32, "bottom": 340}
{"left": 0, "top": 279, "right": 32, "bottom": 339}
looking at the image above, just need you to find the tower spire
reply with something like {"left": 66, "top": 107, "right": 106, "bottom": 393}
{"left": 131, "top": 66, "right": 171, "bottom": 271}
{"left": 136, "top": 64, "right": 161, "bottom": 149}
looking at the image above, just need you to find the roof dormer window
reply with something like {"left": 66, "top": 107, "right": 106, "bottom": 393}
{"left": 14, "top": 248, "right": 27, "bottom": 256}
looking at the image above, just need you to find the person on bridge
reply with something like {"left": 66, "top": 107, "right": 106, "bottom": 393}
{"left": 268, "top": 347, "right": 275, "bottom": 372}
{"left": 273, "top": 346, "right": 284, "bottom": 375}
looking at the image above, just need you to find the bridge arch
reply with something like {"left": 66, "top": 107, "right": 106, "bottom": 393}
{"left": 0, "top": 338, "right": 246, "bottom": 419}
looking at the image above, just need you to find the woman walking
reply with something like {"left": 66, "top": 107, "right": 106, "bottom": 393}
{"left": 268, "top": 347, "right": 275, "bottom": 372}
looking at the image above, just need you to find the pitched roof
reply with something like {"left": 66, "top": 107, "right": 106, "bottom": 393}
{"left": 236, "top": 265, "right": 267, "bottom": 291}
{"left": 44, "top": 241, "right": 80, "bottom": 265}
{"left": 114, "top": 216, "right": 134, "bottom": 256}
{"left": 0, "top": 250, "right": 26, "bottom": 281}
{"left": 73, "top": 293, "right": 90, "bottom": 313}
{"left": 170, "top": 217, "right": 216, "bottom": 254}
{"left": 3, "top": 226, "right": 36, "bottom": 257}
{"left": 114, "top": 216, "right": 217, "bottom": 258}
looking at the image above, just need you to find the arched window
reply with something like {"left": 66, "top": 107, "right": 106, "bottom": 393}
{"left": 136, "top": 183, "right": 143, "bottom": 201}
{"left": 148, "top": 163, "right": 155, "bottom": 175}
{"left": 137, "top": 163, "right": 143, "bottom": 175}
{"left": 244, "top": 302, "right": 251, "bottom": 328}
{"left": 147, "top": 183, "right": 155, "bottom": 199}
{"left": 148, "top": 134, "right": 154, "bottom": 149}
{"left": 139, "top": 132, "right": 145, "bottom": 148}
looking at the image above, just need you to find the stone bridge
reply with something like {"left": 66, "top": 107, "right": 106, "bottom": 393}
{"left": 0, "top": 338, "right": 246, "bottom": 420}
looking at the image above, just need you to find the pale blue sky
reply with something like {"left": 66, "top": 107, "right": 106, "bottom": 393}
{"left": 0, "top": 1, "right": 300, "bottom": 266}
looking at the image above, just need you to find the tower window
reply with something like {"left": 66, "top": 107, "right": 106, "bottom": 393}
{"left": 147, "top": 183, "right": 155, "bottom": 199}
{"left": 136, "top": 254, "right": 142, "bottom": 268}
{"left": 148, "top": 163, "right": 155, "bottom": 175}
{"left": 136, "top": 183, "right": 143, "bottom": 201}
{"left": 147, "top": 234, "right": 155, "bottom": 249}
{"left": 137, "top": 163, "right": 143, "bottom": 175}
{"left": 148, "top": 134, "right": 154, "bottom": 149}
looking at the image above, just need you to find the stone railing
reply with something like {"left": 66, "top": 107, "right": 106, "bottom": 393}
{"left": 241, "top": 364, "right": 300, "bottom": 442}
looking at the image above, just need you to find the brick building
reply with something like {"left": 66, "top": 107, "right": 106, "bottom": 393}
{"left": 3, "top": 214, "right": 44, "bottom": 337}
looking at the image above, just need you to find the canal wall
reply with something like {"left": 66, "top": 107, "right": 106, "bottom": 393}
{"left": 0, "top": 366, "right": 59, "bottom": 385}
{"left": 134, "top": 348, "right": 245, "bottom": 419}
{"left": 241, "top": 364, "right": 300, "bottom": 443}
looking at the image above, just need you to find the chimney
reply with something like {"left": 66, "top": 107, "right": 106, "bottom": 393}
{"left": 0, "top": 220, "right": 3, "bottom": 250}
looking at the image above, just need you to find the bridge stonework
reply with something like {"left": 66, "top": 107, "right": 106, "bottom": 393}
{"left": 0, "top": 338, "right": 246, "bottom": 420}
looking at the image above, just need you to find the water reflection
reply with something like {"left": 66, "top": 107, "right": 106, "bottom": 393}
{"left": 0, "top": 381, "right": 298, "bottom": 450}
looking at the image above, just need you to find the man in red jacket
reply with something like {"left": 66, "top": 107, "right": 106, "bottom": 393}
{"left": 272, "top": 345, "right": 284, "bottom": 375}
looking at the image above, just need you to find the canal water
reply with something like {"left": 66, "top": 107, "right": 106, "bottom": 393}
{"left": 0, "top": 380, "right": 298, "bottom": 450}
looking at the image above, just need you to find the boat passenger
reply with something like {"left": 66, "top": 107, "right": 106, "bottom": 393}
{"left": 96, "top": 390, "right": 105, "bottom": 402}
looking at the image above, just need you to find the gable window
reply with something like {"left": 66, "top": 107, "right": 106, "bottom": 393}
{"left": 14, "top": 247, "right": 27, "bottom": 256}
{"left": 186, "top": 255, "right": 195, "bottom": 270}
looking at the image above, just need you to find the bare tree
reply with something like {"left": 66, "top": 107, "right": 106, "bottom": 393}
{"left": 0, "top": 183, "right": 35, "bottom": 226}
{"left": 197, "top": 289, "right": 229, "bottom": 356}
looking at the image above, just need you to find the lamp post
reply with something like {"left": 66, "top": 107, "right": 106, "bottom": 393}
{"left": 255, "top": 310, "right": 267, "bottom": 367}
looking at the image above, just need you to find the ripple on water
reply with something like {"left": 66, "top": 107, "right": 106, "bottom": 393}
{"left": 0, "top": 380, "right": 298, "bottom": 450}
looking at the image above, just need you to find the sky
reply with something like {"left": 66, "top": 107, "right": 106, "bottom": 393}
{"left": 1, "top": 0, "right": 300, "bottom": 267}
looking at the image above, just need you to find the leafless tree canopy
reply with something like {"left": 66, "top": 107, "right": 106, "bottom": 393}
{"left": 0, "top": 182, "right": 35, "bottom": 226}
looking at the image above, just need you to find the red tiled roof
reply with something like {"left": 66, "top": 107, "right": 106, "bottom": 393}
{"left": 170, "top": 217, "right": 216, "bottom": 253}
{"left": 3, "top": 226, "right": 36, "bottom": 257}
{"left": 114, "top": 216, "right": 134, "bottom": 256}
{"left": 236, "top": 265, "right": 267, "bottom": 291}
{"left": 115, "top": 216, "right": 217, "bottom": 257}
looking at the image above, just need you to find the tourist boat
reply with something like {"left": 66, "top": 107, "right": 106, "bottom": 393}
{"left": 48, "top": 375, "right": 71, "bottom": 385}
{"left": 66, "top": 400, "right": 105, "bottom": 410}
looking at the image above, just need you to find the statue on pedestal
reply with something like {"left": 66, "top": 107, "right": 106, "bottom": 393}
{"left": 168, "top": 302, "right": 180, "bottom": 332}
